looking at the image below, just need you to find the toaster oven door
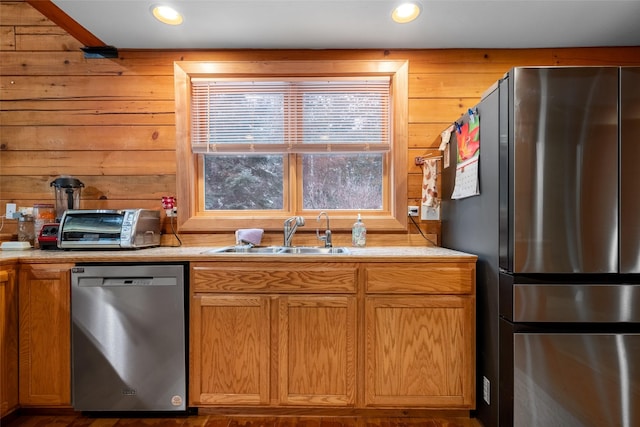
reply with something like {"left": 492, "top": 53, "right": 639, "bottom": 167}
{"left": 58, "top": 210, "right": 123, "bottom": 248}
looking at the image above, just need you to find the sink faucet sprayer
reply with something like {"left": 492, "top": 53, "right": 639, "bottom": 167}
{"left": 283, "top": 216, "right": 305, "bottom": 247}
{"left": 316, "top": 211, "right": 332, "bottom": 248}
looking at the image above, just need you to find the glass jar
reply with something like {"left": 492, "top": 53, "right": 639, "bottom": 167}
{"left": 33, "top": 203, "right": 55, "bottom": 249}
{"left": 18, "top": 214, "right": 35, "bottom": 246}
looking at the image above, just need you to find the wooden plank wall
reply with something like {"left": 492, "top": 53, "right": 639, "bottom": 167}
{"left": 2, "top": 0, "right": 639, "bottom": 246}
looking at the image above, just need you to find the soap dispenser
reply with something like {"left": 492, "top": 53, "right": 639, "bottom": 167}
{"left": 352, "top": 213, "right": 366, "bottom": 247}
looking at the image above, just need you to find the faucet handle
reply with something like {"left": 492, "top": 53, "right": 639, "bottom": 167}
{"left": 284, "top": 215, "right": 305, "bottom": 247}
{"left": 316, "top": 229, "right": 332, "bottom": 248}
{"left": 324, "top": 229, "right": 332, "bottom": 248}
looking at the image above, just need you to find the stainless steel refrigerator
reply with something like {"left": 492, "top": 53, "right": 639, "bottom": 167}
{"left": 441, "top": 66, "right": 640, "bottom": 427}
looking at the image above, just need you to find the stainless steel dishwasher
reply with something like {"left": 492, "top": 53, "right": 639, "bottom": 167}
{"left": 71, "top": 263, "right": 187, "bottom": 413}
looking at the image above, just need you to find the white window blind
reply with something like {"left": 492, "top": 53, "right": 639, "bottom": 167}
{"left": 191, "top": 78, "right": 391, "bottom": 153}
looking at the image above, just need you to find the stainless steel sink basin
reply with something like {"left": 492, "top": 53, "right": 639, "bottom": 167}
{"left": 279, "top": 246, "right": 350, "bottom": 254}
{"left": 203, "top": 245, "right": 350, "bottom": 255}
{"left": 204, "top": 246, "right": 285, "bottom": 254}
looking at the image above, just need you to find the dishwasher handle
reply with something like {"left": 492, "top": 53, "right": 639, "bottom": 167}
{"left": 102, "top": 277, "right": 154, "bottom": 287}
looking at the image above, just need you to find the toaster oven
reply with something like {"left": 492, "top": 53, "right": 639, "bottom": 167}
{"left": 57, "top": 209, "right": 161, "bottom": 249}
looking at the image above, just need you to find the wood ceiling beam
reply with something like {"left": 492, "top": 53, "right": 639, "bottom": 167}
{"left": 25, "top": 0, "right": 106, "bottom": 47}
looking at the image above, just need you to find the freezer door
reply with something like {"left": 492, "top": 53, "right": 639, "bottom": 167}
{"left": 514, "top": 333, "right": 640, "bottom": 427}
{"left": 620, "top": 67, "right": 640, "bottom": 274}
{"left": 513, "top": 283, "right": 640, "bottom": 323}
{"left": 510, "top": 67, "right": 619, "bottom": 273}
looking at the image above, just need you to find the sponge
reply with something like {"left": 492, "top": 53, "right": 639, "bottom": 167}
{"left": 1, "top": 241, "right": 32, "bottom": 250}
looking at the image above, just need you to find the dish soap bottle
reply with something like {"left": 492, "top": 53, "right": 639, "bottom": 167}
{"left": 352, "top": 213, "right": 366, "bottom": 247}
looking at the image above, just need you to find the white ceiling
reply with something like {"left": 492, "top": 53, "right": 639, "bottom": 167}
{"left": 51, "top": 0, "right": 640, "bottom": 50}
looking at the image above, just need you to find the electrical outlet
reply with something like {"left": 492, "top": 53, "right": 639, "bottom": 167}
{"left": 408, "top": 205, "right": 419, "bottom": 217}
{"left": 483, "top": 376, "right": 490, "bottom": 405}
{"left": 165, "top": 207, "right": 178, "bottom": 217}
{"left": 421, "top": 205, "right": 440, "bottom": 220}
{"left": 5, "top": 203, "right": 16, "bottom": 219}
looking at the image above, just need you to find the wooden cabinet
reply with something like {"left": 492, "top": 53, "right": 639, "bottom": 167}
{"left": 364, "top": 295, "right": 474, "bottom": 407}
{"left": 191, "top": 294, "right": 271, "bottom": 405}
{"left": 363, "top": 262, "right": 476, "bottom": 409}
{"left": 191, "top": 259, "right": 475, "bottom": 410}
{"left": 2, "top": 252, "right": 475, "bottom": 413}
{"left": 18, "top": 263, "right": 74, "bottom": 407}
{"left": 0, "top": 264, "right": 19, "bottom": 417}
{"left": 190, "top": 262, "right": 358, "bottom": 407}
{"left": 278, "top": 295, "right": 356, "bottom": 406}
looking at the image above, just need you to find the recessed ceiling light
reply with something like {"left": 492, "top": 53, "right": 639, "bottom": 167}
{"left": 151, "top": 5, "right": 183, "bottom": 25}
{"left": 391, "top": 2, "right": 421, "bottom": 24}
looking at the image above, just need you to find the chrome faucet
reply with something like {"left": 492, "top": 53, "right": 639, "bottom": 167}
{"left": 283, "top": 216, "right": 305, "bottom": 247}
{"left": 316, "top": 211, "right": 332, "bottom": 248}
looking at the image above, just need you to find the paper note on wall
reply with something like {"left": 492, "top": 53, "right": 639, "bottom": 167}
{"left": 440, "top": 125, "right": 453, "bottom": 169}
{"left": 451, "top": 117, "right": 480, "bottom": 199}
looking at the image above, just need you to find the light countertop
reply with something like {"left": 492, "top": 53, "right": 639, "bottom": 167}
{"left": 0, "top": 245, "right": 477, "bottom": 264}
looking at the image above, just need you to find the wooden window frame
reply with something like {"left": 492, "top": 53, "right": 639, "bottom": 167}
{"left": 174, "top": 60, "right": 408, "bottom": 232}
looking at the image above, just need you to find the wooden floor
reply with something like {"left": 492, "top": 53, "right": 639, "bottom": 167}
{"left": 4, "top": 414, "right": 484, "bottom": 427}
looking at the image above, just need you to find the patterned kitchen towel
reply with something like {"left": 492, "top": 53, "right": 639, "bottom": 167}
{"left": 421, "top": 159, "right": 439, "bottom": 208}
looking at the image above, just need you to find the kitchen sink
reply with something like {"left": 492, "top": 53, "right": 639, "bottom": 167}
{"left": 204, "top": 246, "right": 284, "bottom": 254}
{"left": 202, "top": 245, "right": 350, "bottom": 255}
{"left": 279, "top": 246, "right": 350, "bottom": 254}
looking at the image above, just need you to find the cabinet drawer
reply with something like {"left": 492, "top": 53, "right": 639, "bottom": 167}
{"left": 364, "top": 262, "right": 475, "bottom": 294}
{"left": 192, "top": 262, "right": 358, "bottom": 293}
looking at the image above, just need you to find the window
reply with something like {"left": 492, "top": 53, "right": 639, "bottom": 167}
{"left": 174, "top": 60, "right": 408, "bottom": 232}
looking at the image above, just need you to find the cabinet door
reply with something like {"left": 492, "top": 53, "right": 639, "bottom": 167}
{"left": 190, "top": 294, "right": 270, "bottom": 405}
{"left": 18, "top": 263, "right": 73, "bottom": 406}
{"left": 278, "top": 295, "right": 356, "bottom": 406}
{"left": 1, "top": 266, "right": 19, "bottom": 416}
{"left": 365, "top": 296, "right": 475, "bottom": 408}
